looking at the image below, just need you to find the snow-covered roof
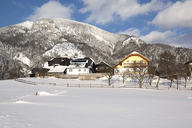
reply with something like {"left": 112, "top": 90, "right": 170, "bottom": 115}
{"left": 48, "top": 66, "right": 67, "bottom": 73}
{"left": 66, "top": 67, "right": 89, "bottom": 69}
{"left": 130, "top": 51, "right": 139, "bottom": 54}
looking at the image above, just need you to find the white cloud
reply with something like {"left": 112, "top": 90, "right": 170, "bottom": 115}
{"left": 27, "top": 1, "right": 73, "bottom": 20}
{"left": 152, "top": 0, "right": 192, "bottom": 28}
{"left": 119, "top": 28, "right": 140, "bottom": 37}
{"left": 171, "top": 32, "right": 192, "bottom": 48}
{"left": 140, "top": 30, "right": 175, "bottom": 43}
{"left": 80, "top": 0, "right": 167, "bottom": 24}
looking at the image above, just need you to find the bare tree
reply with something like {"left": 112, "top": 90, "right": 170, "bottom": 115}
{"left": 122, "top": 72, "right": 126, "bottom": 84}
{"left": 129, "top": 66, "right": 148, "bottom": 88}
{"left": 105, "top": 69, "right": 114, "bottom": 87}
{"left": 174, "top": 63, "right": 190, "bottom": 89}
{"left": 148, "top": 64, "right": 156, "bottom": 86}
{"left": 157, "top": 51, "right": 177, "bottom": 88}
{"left": 156, "top": 76, "right": 160, "bottom": 89}
{"left": 121, "top": 70, "right": 130, "bottom": 84}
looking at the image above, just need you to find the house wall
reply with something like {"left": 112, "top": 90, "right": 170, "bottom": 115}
{"left": 115, "top": 55, "right": 149, "bottom": 74}
{"left": 122, "top": 56, "right": 148, "bottom": 67}
{"left": 189, "top": 63, "right": 192, "bottom": 77}
{"left": 66, "top": 68, "right": 91, "bottom": 75}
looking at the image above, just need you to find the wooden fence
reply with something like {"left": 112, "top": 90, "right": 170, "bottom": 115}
{"left": 15, "top": 78, "right": 192, "bottom": 90}
{"left": 46, "top": 73, "right": 108, "bottom": 80}
{"left": 15, "top": 78, "right": 110, "bottom": 88}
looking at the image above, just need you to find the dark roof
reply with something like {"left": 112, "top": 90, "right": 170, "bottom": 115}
{"left": 185, "top": 60, "right": 192, "bottom": 65}
{"left": 95, "top": 61, "right": 113, "bottom": 73}
{"left": 96, "top": 61, "right": 112, "bottom": 68}
{"left": 71, "top": 60, "right": 87, "bottom": 62}
{"left": 85, "top": 57, "right": 94, "bottom": 68}
{"left": 71, "top": 57, "right": 94, "bottom": 68}
{"left": 48, "top": 58, "right": 71, "bottom": 66}
{"left": 32, "top": 68, "right": 49, "bottom": 74}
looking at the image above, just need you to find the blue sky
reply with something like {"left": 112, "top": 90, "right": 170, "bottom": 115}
{"left": 0, "top": 0, "right": 192, "bottom": 48}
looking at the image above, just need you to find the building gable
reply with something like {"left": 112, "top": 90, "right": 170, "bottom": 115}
{"left": 114, "top": 52, "right": 150, "bottom": 68}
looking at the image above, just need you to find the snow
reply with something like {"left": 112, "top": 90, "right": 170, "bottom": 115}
{"left": 43, "top": 62, "right": 50, "bottom": 69}
{"left": 93, "top": 34, "right": 113, "bottom": 47}
{"left": 14, "top": 100, "right": 34, "bottom": 104}
{"left": 13, "top": 52, "right": 31, "bottom": 66}
{"left": 35, "top": 18, "right": 120, "bottom": 49}
{"left": 48, "top": 65, "right": 67, "bottom": 73}
{"left": 16, "top": 21, "right": 33, "bottom": 29}
{"left": 131, "top": 51, "right": 140, "bottom": 54}
{"left": 43, "top": 43, "right": 84, "bottom": 58}
{"left": 123, "top": 36, "right": 145, "bottom": 46}
{"left": 187, "top": 97, "right": 192, "bottom": 100}
{"left": 35, "top": 91, "right": 55, "bottom": 96}
{"left": 0, "top": 77, "right": 192, "bottom": 128}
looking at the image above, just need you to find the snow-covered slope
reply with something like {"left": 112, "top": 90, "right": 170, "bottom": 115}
{"left": 43, "top": 42, "right": 84, "bottom": 58}
{"left": 0, "top": 78, "right": 192, "bottom": 128}
{"left": 122, "top": 36, "right": 145, "bottom": 46}
{"left": 30, "top": 18, "right": 121, "bottom": 51}
{"left": 16, "top": 21, "right": 33, "bottom": 29}
{"left": 13, "top": 52, "right": 31, "bottom": 66}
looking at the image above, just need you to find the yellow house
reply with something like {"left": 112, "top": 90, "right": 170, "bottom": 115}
{"left": 185, "top": 60, "right": 192, "bottom": 77}
{"left": 114, "top": 51, "right": 150, "bottom": 74}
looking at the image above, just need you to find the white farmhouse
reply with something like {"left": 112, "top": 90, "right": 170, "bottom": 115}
{"left": 66, "top": 57, "right": 95, "bottom": 75}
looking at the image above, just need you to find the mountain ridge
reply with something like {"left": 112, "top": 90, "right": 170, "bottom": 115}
{"left": 0, "top": 18, "right": 192, "bottom": 79}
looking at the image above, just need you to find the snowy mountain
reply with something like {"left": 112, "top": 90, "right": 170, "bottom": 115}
{"left": 0, "top": 18, "right": 192, "bottom": 79}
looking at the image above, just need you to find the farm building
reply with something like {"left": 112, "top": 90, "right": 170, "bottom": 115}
{"left": 66, "top": 57, "right": 96, "bottom": 75}
{"left": 114, "top": 51, "right": 150, "bottom": 74}
{"left": 184, "top": 60, "right": 192, "bottom": 77}
{"left": 31, "top": 68, "right": 50, "bottom": 77}
{"left": 95, "top": 62, "right": 113, "bottom": 73}
{"left": 44, "top": 58, "right": 71, "bottom": 74}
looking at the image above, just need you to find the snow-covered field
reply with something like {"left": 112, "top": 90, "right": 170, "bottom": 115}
{"left": 0, "top": 77, "right": 192, "bottom": 128}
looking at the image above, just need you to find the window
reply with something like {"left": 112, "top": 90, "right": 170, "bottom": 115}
{"left": 123, "top": 60, "right": 130, "bottom": 66}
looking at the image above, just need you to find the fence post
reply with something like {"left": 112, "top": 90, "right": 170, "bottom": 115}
{"left": 67, "top": 83, "right": 69, "bottom": 87}
{"left": 90, "top": 83, "right": 91, "bottom": 88}
{"left": 79, "top": 84, "right": 80, "bottom": 88}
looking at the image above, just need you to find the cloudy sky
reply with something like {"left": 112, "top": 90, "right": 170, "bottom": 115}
{"left": 0, "top": 0, "right": 192, "bottom": 48}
